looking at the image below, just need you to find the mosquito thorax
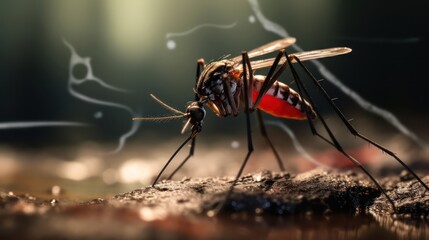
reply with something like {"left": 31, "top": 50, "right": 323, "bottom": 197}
{"left": 196, "top": 60, "right": 235, "bottom": 97}
{"left": 196, "top": 60, "right": 242, "bottom": 117}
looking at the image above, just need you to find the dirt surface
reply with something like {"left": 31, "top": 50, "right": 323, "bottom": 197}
{"left": 1, "top": 169, "right": 429, "bottom": 239}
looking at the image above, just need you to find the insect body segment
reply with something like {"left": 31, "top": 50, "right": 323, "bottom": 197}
{"left": 252, "top": 75, "right": 316, "bottom": 120}
{"left": 182, "top": 101, "right": 206, "bottom": 136}
{"left": 196, "top": 60, "right": 242, "bottom": 117}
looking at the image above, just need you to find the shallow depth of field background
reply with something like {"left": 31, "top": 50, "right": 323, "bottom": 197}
{"left": 0, "top": 0, "right": 428, "bottom": 199}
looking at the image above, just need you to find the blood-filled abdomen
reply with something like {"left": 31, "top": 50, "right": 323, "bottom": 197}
{"left": 251, "top": 75, "right": 316, "bottom": 120}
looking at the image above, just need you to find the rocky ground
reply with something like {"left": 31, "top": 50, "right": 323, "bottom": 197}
{"left": 1, "top": 169, "right": 429, "bottom": 239}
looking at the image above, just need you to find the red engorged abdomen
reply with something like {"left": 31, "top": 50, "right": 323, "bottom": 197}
{"left": 252, "top": 90, "right": 307, "bottom": 120}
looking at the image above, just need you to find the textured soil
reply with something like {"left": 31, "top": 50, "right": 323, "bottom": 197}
{"left": 1, "top": 169, "right": 429, "bottom": 239}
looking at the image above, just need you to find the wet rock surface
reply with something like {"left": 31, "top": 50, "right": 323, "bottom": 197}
{"left": 1, "top": 169, "right": 429, "bottom": 239}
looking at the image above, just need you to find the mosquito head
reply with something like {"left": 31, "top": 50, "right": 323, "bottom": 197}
{"left": 133, "top": 94, "right": 207, "bottom": 137}
{"left": 182, "top": 100, "right": 206, "bottom": 136}
{"left": 186, "top": 101, "right": 206, "bottom": 125}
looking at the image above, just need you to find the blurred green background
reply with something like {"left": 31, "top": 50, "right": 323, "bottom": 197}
{"left": 0, "top": 0, "right": 428, "bottom": 197}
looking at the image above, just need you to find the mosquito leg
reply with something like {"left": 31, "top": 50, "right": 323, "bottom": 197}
{"left": 152, "top": 135, "right": 193, "bottom": 187}
{"left": 209, "top": 52, "right": 254, "bottom": 216}
{"left": 256, "top": 110, "right": 285, "bottom": 171}
{"left": 243, "top": 50, "right": 290, "bottom": 173}
{"left": 292, "top": 55, "right": 429, "bottom": 193}
{"left": 243, "top": 51, "right": 256, "bottom": 157}
{"left": 241, "top": 51, "right": 255, "bottom": 109}
{"left": 283, "top": 52, "right": 397, "bottom": 211}
{"left": 222, "top": 51, "right": 255, "bottom": 208}
{"left": 166, "top": 137, "right": 196, "bottom": 180}
{"left": 242, "top": 49, "right": 301, "bottom": 172}
{"left": 195, "top": 58, "right": 205, "bottom": 94}
{"left": 242, "top": 50, "right": 255, "bottom": 168}
{"left": 165, "top": 59, "right": 205, "bottom": 180}
{"left": 252, "top": 51, "right": 291, "bottom": 111}
{"left": 253, "top": 50, "right": 284, "bottom": 109}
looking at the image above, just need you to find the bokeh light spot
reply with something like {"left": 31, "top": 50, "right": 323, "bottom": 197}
{"left": 166, "top": 40, "right": 176, "bottom": 50}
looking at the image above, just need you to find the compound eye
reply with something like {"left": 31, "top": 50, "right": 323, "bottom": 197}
{"left": 190, "top": 107, "right": 206, "bottom": 122}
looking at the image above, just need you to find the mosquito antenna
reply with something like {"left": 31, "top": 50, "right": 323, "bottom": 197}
{"left": 132, "top": 115, "right": 184, "bottom": 121}
{"left": 133, "top": 94, "right": 187, "bottom": 122}
{"left": 150, "top": 94, "right": 185, "bottom": 115}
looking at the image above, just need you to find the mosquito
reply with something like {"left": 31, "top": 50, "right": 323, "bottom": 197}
{"left": 133, "top": 37, "right": 429, "bottom": 214}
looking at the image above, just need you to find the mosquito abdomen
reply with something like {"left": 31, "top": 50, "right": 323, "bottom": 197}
{"left": 252, "top": 75, "right": 316, "bottom": 120}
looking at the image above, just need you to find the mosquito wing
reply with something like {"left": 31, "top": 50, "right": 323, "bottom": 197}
{"left": 231, "top": 37, "right": 296, "bottom": 63}
{"left": 236, "top": 47, "right": 352, "bottom": 70}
